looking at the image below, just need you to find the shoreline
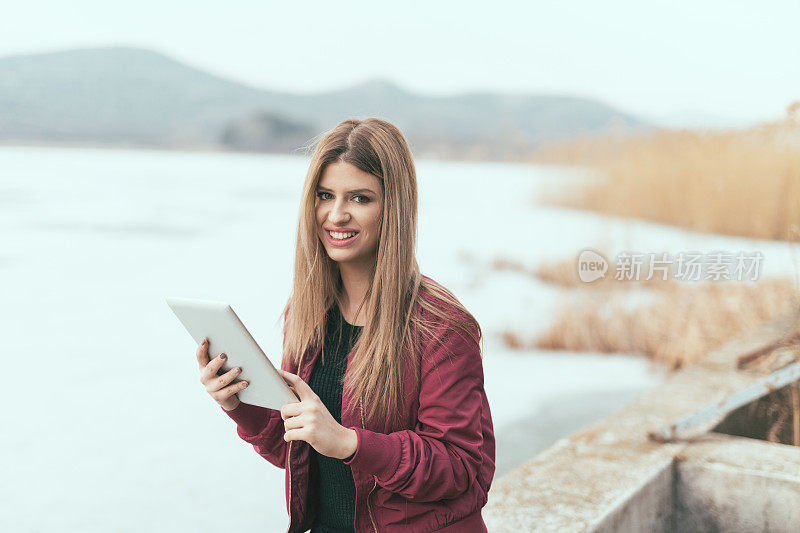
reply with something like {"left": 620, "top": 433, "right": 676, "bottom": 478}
{"left": 0, "top": 140, "right": 540, "bottom": 164}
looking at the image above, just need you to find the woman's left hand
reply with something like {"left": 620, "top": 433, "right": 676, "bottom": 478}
{"left": 278, "top": 369, "right": 358, "bottom": 460}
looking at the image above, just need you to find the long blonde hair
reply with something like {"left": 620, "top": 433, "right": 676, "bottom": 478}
{"left": 281, "top": 118, "right": 482, "bottom": 430}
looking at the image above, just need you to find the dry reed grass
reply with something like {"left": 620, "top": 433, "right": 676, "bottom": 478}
{"left": 490, "top": 252, "right": 673, "bottom": 288}
{"left": 532, "top": 102, "right": 800, "bottom": 242}
{"left": 495, "top": 101, "right": 800, "bottom": 439}
{"left": 502, "top": 277, "right": 799, "bottom": 370}
{"left": 489, "top": 256, "right": 536, "bottom": 277}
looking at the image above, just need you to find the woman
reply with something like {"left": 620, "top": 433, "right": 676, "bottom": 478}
{"left": 196, "top": 118, "right": 495, "bottom": 532}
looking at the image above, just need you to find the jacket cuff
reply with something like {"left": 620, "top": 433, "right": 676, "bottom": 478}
{"left": 343, "top": 426, "right": 401, "bottom": 481}
{"left": 221, "top": 402, "right": 280, "bottom": 437}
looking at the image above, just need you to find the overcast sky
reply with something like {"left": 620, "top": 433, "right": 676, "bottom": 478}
{"left": 2, "top": 0, "right": 798, "bottom": 127}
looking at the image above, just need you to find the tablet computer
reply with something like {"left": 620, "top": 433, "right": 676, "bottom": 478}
{"left": 166, "top": 297, "right": 298, "bottom": 410}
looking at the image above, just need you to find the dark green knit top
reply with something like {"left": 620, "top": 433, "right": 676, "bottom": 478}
{"left": 308, "top": 302, "right": 361, "bottom": 533}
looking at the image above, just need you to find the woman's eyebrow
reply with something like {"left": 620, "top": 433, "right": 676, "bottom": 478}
{"left": 316, "top": 186, "right": 376, "bottom": 195}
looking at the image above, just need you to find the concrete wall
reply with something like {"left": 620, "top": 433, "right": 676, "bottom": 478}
{"left": 673, "top": 434, "right": 800, "bottom": 533}
{"left": 483, "top": 315, "right": 800, "bottom": 532}
{"left": 591, "top": 461, "right": 674, "bottom": 533}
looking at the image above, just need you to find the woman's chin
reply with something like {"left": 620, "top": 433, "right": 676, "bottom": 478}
{"left": 327, "top": 249, "right": 376, "bottom": 267}
{"left": 325, "top": 248, "right": 356, "bottom": 262}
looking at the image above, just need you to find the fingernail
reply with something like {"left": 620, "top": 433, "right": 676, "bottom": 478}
{"left": 202, "top": 338, "right": 208, "bottom": 345}
{"left": 220, "top": 353, "right": 227, "bottom": 359}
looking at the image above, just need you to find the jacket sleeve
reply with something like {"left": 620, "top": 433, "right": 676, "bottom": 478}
{"left": 222, "top": 401, "right": 288, "bottom": 469}
{"left": 343, "top": 321, "right": 486, "bottom": 502}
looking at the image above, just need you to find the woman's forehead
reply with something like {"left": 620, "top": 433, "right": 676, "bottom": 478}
{"left": 319, "top": 161, "right": 382, "bottom": 193}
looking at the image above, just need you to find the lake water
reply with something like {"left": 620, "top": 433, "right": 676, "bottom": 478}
{"left": 0, "top": 146, "right": 665, "bottom": 532}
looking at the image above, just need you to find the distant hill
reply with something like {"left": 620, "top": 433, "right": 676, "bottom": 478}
{"left": 0, "top": 46, "right": 649, "bottom": 159}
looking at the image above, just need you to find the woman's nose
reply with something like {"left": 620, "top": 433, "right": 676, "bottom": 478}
{"left": 328, "top": 200, "right": 350, "bottom": 223}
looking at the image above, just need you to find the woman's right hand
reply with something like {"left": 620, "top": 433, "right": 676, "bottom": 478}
{"left": 196, "top": 337, "right": 249, "bottom": 411}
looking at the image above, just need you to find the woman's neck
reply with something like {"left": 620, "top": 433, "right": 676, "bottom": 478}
{"left": 338, "top": 262, "right": 372, "bottom": 326}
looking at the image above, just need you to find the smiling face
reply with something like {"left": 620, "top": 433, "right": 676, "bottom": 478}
{"left": 315, "top": 161, "right": 384, "bottom": 269}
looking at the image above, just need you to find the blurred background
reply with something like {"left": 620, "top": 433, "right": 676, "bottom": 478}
{"left": 2, "top": 1, "right": 799, "bottom": 531}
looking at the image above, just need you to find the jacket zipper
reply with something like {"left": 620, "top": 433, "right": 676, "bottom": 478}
{"left": 361, "top": 403, "right": 378, "bottom": 533}
{"left": 366, "top": 480, "right": 378, "bottom": 533}
{"left": 286, "top": 350, "right": 309, "bottom": 533}
{"left": 285, "top": 439, "right": 293, "bottom": 533}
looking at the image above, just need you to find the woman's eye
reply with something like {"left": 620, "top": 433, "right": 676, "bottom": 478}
{"left": 316, "top": 192, "right": 370, "bottom": 203}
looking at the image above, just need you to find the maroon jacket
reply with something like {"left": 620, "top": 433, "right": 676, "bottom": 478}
{"left": 223, "top": 281, "right": 496, "bottom": 532}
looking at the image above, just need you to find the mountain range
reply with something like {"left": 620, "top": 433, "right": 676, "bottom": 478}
{"left": 0, "top": 47, "right": 648, "bottom": 159}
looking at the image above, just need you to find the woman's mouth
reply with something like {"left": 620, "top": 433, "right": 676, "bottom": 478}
{"left": 325, "top": 229, "right": 360, "bottom": 247}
